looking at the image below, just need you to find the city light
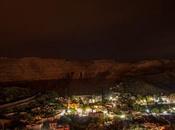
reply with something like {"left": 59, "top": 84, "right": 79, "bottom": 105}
{"left": 85, "top": 108, "right": 92, "bottom": 113}
{"left": 77, "top": 108, "right": 83, "bottom": 114}
{"left": 120, "top": 114, "right": 126, "bottom": 119}
{"left": 2, "top": 90, "right": 175, "bottom": 130}
{"left": 145, "top": 109, "right": 150, "bottom": 113}
{"left": 60, "top": 110, "right": 66, "bottom": 116}
{"left": 67, "top": 109, "right": 71, "bottom": 113}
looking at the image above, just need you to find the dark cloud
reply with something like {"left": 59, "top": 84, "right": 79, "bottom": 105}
{"left": 0, "top": 0, "right": 175, "bottom": 59}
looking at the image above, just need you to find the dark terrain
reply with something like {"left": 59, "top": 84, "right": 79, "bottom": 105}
{"left": 0, "top": 58, "right": 175, "bottom": 96}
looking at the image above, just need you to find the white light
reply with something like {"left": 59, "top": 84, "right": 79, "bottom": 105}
{"left": 109, "top": 96, "right": 113, "bottom": 100}
{"left": 152, "top": 113, "right": 156, "bottom": 115}
{"left": 94, "top": 106, "right": 98, "bottom": 109}
{"left": 67, "top": 109, "right": 71, "bottom": 113}
{"left": 85, "top": 108, "right": 91, "bottom": 113}
{"left": 112, "top": 103, "right": 116, "bottom": 107}
{"left": 60, "top": 110, "right": 65, "bottom": 116}
{"left": 77, "top": 108, "right": 82, "bottom": 114}
{"left": 103, "top": 110, "right": 108, "bottom": 114}
{"left": 154, "top": 98, "right": 159, "bottom": 103}
{"left": 120, "top": 114, "right": 126, "bottom": 119}
{"left": 145, "top": 109, "right": 150, "bottom": 113}
{"left": 82, "top": 114, "right": 87, "bottom": 117}
{"left": 108, "top": 114, "right": 114, "bottom": 118}
{"left": 163, "top": 111, "right": 168, "bottom": 114}
{"left": 92, "top": 109, "right": 96, "bottom": 113}
{"left": 162, "top": 97, "right": 166, "bottom": 101}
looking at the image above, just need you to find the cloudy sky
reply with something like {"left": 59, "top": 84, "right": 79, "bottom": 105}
{"left": 0, "top": 0, "right": 175, "bottom": 59}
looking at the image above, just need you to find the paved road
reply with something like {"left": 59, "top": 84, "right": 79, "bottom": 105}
{"left": 0, "top": 94, "right": 39, "bottom": 110}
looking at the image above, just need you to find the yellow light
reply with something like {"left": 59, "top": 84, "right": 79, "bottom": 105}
{"left": 108, "top": 114, "right": 114, "bottom": 119}
{"left": 120, "top": 114, "right": 126, "bottom": 119}
{"left": 103, "top": 110, "right": 108, "bottom": 114}
{"left": 85, "top": 108, "right": 91, "bottom": 113}
{"left": 67, "top": 109, "right": 71, "bottom": 113}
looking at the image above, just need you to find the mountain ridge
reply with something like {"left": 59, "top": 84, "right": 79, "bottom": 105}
{"left": 0, "top": 58, "right": 175, "bottom": 83}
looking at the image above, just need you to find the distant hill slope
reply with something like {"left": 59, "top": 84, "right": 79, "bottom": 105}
{"left": 0, "top": 58, "right": 175, "bottom": 84}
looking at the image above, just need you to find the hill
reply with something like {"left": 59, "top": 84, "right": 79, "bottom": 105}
{"left": 0, "top": 58, "right": 175, "bottom": 83}
{"left": 0, "top": 58, "right": 175, "bottom": 94}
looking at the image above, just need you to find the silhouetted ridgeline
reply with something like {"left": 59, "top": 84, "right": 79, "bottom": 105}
{"left": 0, "top": 57, "right": 175, "bottom": 82}
{"left": 0, "top": 58, "right": 175, "bottom": 95}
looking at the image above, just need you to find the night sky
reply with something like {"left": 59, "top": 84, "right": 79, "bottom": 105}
{"left": 0, "top": 0, "right": 175, "bottom": 59}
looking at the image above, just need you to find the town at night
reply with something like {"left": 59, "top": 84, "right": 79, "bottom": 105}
{"left": 1, "top": 78, "right": 175, "bottom": 130}
{"left": 1, "top": 59, "right": 175, "bottom": 130}
{"left": 1, "top": 0, "right": 175, "bottom": 129}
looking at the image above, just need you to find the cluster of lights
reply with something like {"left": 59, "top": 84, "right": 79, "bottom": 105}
{"left": 64, "top": 106, "right": 124, "bottom": 120}
{"left": 108, "top": 95, "right": 118, "bottom": 101}
{"left": 62, "top": 94, "right": 175, "bottom": 123}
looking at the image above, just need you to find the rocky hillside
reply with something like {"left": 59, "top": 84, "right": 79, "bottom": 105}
{"left": 0, "top": 58, "right": 175, "bottom": 83}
